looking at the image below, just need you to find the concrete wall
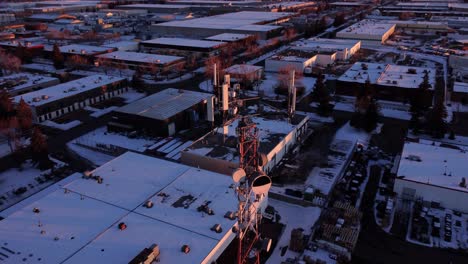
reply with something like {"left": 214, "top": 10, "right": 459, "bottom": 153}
{"left": 394, "top": 179, "right": 468, "bottom": 213}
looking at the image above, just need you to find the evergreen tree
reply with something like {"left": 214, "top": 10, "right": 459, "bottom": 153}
{"left": 410, "top": 71, "right": 432, "bottom": 131}
{"left": 52, "top": 44, "right": 64, "bottom": 69}
{"left": 16, "top": 98, "right": 32, "bottom": 134}
{"left": 131, "top": 69, "right": 144, "bottom": 91}
{"left": 0, "top": 89, "right": 18, "bottom": 153}
{"left": 30, "top": 127, "right": 51, "bottom": 169}
{"left": 364, "top": 99, "right": 381, "bottom": 132}
{"left": 427, "top": 100, "right": 447, "bottom": 138}
{"left": 313, "top": 73, "right": 331, "bottom": 116}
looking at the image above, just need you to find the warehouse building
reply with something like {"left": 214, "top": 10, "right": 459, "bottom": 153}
{"left": 151, "top": 11, "right": 292, "bottom": 39}
{"left": 13, "top": 75, "right": 127, "bottom": 123}
{"left": 109, "top": 88, "right": 215, "bottom": 136}
{"left": 181, "top": 113, "right": 309, "bottom": 175}
{"left": 120, "top": 4, "right": 191, "bottom": 13}
{"left": 394, "top": 140, "right": 468, "bottom": 213}
{"left": 140, "top": 37, "right": 227, "bottom": 58}
{"left": 336, "top": 20, "right": 396, "bottom": 44}
{"left": 336, "top": 62, "right": 435, "bottom": 104}
{"left": 0, "top": 151, "right": 263, "bottom": 264}
{"left": 96, "top": 51, "right": 184, "bottom": 72}
{"left": 265, "top": 49, "right": 336, "bottom": 72}
{"left": 292, "top": 38, "right": 361, "bottom": 61}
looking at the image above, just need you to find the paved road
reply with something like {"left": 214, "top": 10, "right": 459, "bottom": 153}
{"left": 352, "top": 164, "right": 468, "bottom": 264}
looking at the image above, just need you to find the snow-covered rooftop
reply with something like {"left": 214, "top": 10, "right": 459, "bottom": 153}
{"left": 13, "top": 75, "right": 126, "bottom": 107}
{"left": 115, "top": 88, "right": 213, "bottom": 120}
{"left": 397, "top": 140, "right": 468, "bottom": 193}
{"left": 153, "top": 11, "right": 290, "bottom": 32}
{"left": 96, "top": 51, "right": 183, "bottom": 65}
{"left": 120, "top": 4, "right": 191, "bottom": 9}
{"left": 142, "top": 37, "right": 226, "bottom": 49}
{"left": 205, "top": 33, "right": 252, "bottom": 42}
{"left": 337, "top": 20, "right": 395, "bottom": 36}
{"left": 225, "top": 64, "right": 263, "bottom": 75}
{"left": 454, "top": 82, "right": 468, "bottom": 94}
{"left": 0, "top": 152, "right": 240, "bottom": 264}
{"left": 0, "top": 73, "right": 59, "bottom": 93}
{"left": 338, "top": 62, "right": 436, "bottom": 89}
{"left": 59, "top": 44, "right": 114, "bottom": 55}
{"left": 293, "top": 38, "right": 360, "bottom": 52}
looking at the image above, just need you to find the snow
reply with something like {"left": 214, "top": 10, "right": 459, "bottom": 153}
{"left": 0, "top": 152, "right": 247, "bottom": 264}
{"left": 13, "top": 75, "right": 126, "bottom": 107}
{"left": 397, "top": 140, "right": 468, "bottom": 193}
{"left": 115, "top": 89, "right": 146, "bottom": 103}
{"left": 334, "top": 122, "right": 371, "bottom": 145}
{"left": 0, "top": 189, "right": 128, "bottom": 264}
{"left": 205, "top": 33, "right": 252, "bottom": 42}
{"left": 254, "top": 73, "right": 316, "bottom": 102}
{"left": 266, "top": 199, "right": 321, "bottom": 264}
{"left": 64, "top": 213, "right": 219, "bottom": 264}
{"left": 133, "top": 166, "right": 239, "bottom": 240}
{"left": 334, "top": 99, "right": 411, "bottom": 121}
{"left": 59, "top": 44, "right": 113, "bottom": 55}
{"left": 42, "top": 120, "right": 82, "bottom": 131}
{"left": 72, "top": 127, "right": 157, "bottom": 153}
{"left": 337, "top": 20, "right": 395, "bottom": 36}
{"left": 0, "top": 73, "right": 59, "bottom": 95}
{"left": 96, "top": 51, "right": 183, "bottom": 65}
{"left": 66, "top": 142, "right": 114, "bottom": 167}
{"left": 85, "top": 106, "right": 118, "bottom": 118}
{"left": 0, "top": 141, "right": 11, "bottom": 158}
{"left": 142, "top": 37, "right": 226, "bottom": 49}
{"left": 63, "top": 152, "right": 188, "bottom": 210}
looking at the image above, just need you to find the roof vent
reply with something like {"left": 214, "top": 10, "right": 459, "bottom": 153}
{"left": 33, "top": 207, "right": 40, "bottom": 214}
{"left": 224, "top": 211, "right": 236, "bottom": 220}
{"left": 118, "top": 222, "right": 127, "bottom": 231}
{"left": 144, "top": 200, "right": 153, "bottom": 208}
{"left": 181, "top": 245, "right": 190, "bottom": 254}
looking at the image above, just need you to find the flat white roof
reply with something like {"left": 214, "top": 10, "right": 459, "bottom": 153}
{"left": 293, "top": 38, "right": 360, "bottom": 51}
{"left": 0, "top": 152, "right": 240, "bottom": 264}
{"left": 96, "top": 51, "right": 183, "bottom": 65}
{"left": 225, "top": 64, "right": 263, "bottom": 75}
{"left": 0, "top": 73, "right": 58, "bottom": 92}
{"left": 205, "top": 33, "right": 252, "bottom": 42}
{"left": 101, "top": 40, "right": 138, "bottom": 48}
{"left": 454, "top": 82, "right": 468, "bottom": 93}
{"left": 338, "top": 62, "right": 436, "bottom": 89}
{"left": 142, "top": 37, "right": 226, "bottom": 49}
{"left": 115, "top": 88, "right": 213, "bottom": 120}
{"left": 397, "top": 140, "right": 468, "bottom": 193}
{"left": 153, "top": 11, "right": 290, "bottom": 32}
{"left": 59, "top": 44, "right": 113, "bottom": 55}
{"left": 120, "top": 4, "right": 191, "bottom": 9}
{"left": 337, "top": 19, "right": 395, "bottom": 36}
{"left": 13, "top": 75, "right": 126, "bottom": 107}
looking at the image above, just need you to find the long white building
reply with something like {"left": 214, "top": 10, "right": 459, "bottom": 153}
{"left": 394, "top": 140, "right": 468, "bottom": 213}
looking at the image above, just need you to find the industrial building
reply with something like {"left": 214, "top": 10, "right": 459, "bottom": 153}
{"left": 119, "top": 4, "right": 191, "bottom": 13}
{"left": 292, "top": 38, "right": 361, "bottom": 61}
{"left": 0, "top": 151, "right": 261, "bottom": 264}
{"left": 181, "top": 113, "right": 309, "bottom": 175}
{"left": 96, "top": 51, "right": 185, "bottom": 72}
{"left": 204, "top": 33, "right": 253, "bottom": 44}
{"left": 0, "top": 73, "right": 59, "bottom": 96}
{"left": 336, "top": 62, "right": 435, "bottom": 104}
{"left": 394, "top": 140, "right": 468, "bottom": 213}
{"left": 140, "top": 37, "right": 228, "bottom": 58}
{"left": 101, "top": 41, "right": 139, "bottom": 52}
{"left": 265, "top": 49, "right": 336, "bottom": 72}
{"left": 336, "top": 20, "right": 396, "bottom": 44}
{"left": 109, "top": 88, "right": 215, "bottom": 136}
{"left": 57, "top": 44, "right": 115, "bottom": 57}
{"left": 224, "top": 64, "right": 264, "bottom": 84}
{"left": 151, "top": 11, "right": 292, "bottom": 39}
{"left": 13, "top": 75, "right": 127, "bottom": 123}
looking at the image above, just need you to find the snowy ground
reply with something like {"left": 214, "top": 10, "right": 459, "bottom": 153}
{"left": 0, "top": 141, "right": 11, "bottom": 158}
{"left": 0, "top": 159, "right": 67, "bottom": 212}
{"left": 41, "top": 120, "right": 82, "bottom": 131}
{"left": 71, "top": 127, "right": 157, "bottom": 153}
{"left": 333, "top": 96, "right": 411, "bottom": 121}
{"left": 266, "top": 198, "right": 321, "bottom": 264}
{"left": 67, "top": 142, "right": 114, "bottom": 167}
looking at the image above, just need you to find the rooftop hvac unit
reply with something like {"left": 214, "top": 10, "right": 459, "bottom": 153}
{"left": 224, "top": 211, "right": 236, "bottom": 220}
{"left": 32, "top": 97, "right": 41, "bottom": 102}
{"left": 211, "top": 224, "right": 222, "bottom": 233}
{"left": 181, "top": 245, "right": 190, "bottom": 254}
{"left": 222, "top": 83, "right": 229, "bottom": 111}
{"left": 118, "top": 222, "right": 127, "bottom": 230}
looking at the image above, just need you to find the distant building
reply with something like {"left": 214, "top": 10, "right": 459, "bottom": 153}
{"left": 265, "top": 49, "right": 336, "bottom": 73}
{"left": 0, "top": 73, "right": 59, "bottom": 96}
{"left": 13, "top": 75, "right": 127, "bottom": 123}
{"left": 336, "top": 20, "right": 396, "bottom": 44}
{"left": 96, "top": 51, "right": 185, "bottom": 72}
{"left": 292, "top": 38, "right": 361, "bottom": 61}
{"left": 140, "top": 37, "right": 228, "bottom": 58}
{"left": 109, "top": 88, "right": 215, "bottom": 136}
{"left": 181, "top": 113, "right": 309, "bottom": 175}
{"left": 224, "top": 64, "right": 263, "bottom": 84}
{"left": 451, "top": 82, "right": 468, "bottom": 104}
{"left": 336, "top": 62, "right": 435, "bottom": 104}
{"left": 151, "top": 11, "right": 291, "bottom": 39}
{"left": 0, "top": 152, "right": 264, "bottom": 264}
{"left": 394, "top": 140, "right": 468, "bottom": 212}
